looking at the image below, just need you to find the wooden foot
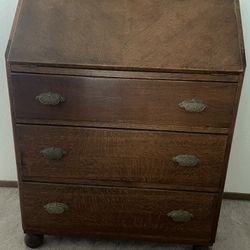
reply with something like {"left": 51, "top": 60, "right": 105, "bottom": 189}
{"left": 193, "top": 245, "right": 212, "bottom": 250}
{"left": 24, "top": 234, "right": 44, "bottom": 249}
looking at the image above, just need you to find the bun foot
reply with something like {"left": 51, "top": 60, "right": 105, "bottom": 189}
{"left": 193, "top": 245, "right": 212, "bottom": 250}
{"left": 24, "top": 234, "right": 44, "bottom": 248}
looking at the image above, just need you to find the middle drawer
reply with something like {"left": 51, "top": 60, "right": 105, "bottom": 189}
{"left": 17, "top": 125, "right": 227, "bottom": 191}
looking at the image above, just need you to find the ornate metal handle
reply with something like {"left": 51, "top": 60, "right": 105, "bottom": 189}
{"left": 40, "top": 147, "right": 67, "bottom": 160}
{"left": 173, "top": 154, "right": 200, "bottom": 167}
{"left": 44, "top": 202, "right": 69, "bottom": 215}
{"left": 179, "top": 99, "right": 207, "bottom": 112}
{"left": 36, "top": 92, "right": 65, "bottom": 106}
{"left": 167, "top": 210, "right": 193, "bottom": 222}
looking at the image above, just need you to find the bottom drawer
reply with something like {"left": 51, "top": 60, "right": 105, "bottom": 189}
{"left": 20, "top": 183, "right": 218, "bottom": 244}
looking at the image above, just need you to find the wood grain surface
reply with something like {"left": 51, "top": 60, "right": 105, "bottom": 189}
{"left": 5, "top": 0, "right": 246, "bottom": 248}
{"left": 12, "top": 73, "right": 237, "bottom": 133}
{"left": 20, "top": 182, "right": 218, "bottom": 245}
{"left": 10, "top": 65, "right": 240, "bottom": 83}
{"left": 17, "top": 125, "right": 227, "bottom": 191}
{"left": 8, "top": 0, "right": 244, "bottom": 73}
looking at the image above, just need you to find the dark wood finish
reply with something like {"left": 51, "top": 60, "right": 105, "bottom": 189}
{"left": 8, "top": 0, "right": 244, "bottom": 73}
{"left": 20, "top": 182, "right": 218, "bottom": 245}
{"left": 17, "top": 125, "right": 227, "bottom": 191}
{"left": 6, "top": 0, "right": 246, "bottom": 248}
{"left": 0, "top": 181, "right": 18, "bottom": 188}
{"left": 210, "top": 71, "right": 246, "bottom": 243}
{"left": 12, "top": 73, "right": 237, "bottom": 133}
{"left": 1, "top": 179, "right": 249, "bottom": 201}
{"left": 24, "top": 234, "right": 44, "bottom": 249}
{"left": 10, "top": 65, "right": 240, "bottom": 83}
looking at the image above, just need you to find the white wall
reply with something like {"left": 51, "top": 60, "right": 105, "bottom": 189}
{"left": 0, "top": 0, "right": 249, "bottom": 192}
{"left": 224, "top": 0, "right": 250, "bottom": 193}
{"left": 0, "top": 0, "right": 18, "bottom": 181}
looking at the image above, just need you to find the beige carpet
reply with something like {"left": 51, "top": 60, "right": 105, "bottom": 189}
{"left": 0, "top": 188, "right": 250, "bottom": 250}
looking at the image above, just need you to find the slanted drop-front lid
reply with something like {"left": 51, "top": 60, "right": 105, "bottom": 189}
{"left": 8, "top": 0, "right": 245, "bottom": 73}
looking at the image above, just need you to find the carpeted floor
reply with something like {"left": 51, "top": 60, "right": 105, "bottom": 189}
{"left": 0, "top": 188, "right": 249, "bottom": 250}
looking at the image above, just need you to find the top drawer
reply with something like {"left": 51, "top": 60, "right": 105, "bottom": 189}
{"left": 11, "top": 73, "right": 237, "bottom": 133}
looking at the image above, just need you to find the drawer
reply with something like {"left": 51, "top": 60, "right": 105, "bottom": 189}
{"left": 12, "top": 73, "right": 237, "bottom": 133}
{"left": 17, "top": 125, "right": 227, "bottom": 192}
{"left": 20, "top": 182, "right": 218, "bottom": 244}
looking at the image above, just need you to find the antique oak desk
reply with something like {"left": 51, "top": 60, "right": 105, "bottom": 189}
{"left": 6, "top": 0, "right": 245, "bottom": 249}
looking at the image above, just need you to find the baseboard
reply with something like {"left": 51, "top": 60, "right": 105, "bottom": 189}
{"left": 223, "top": 192, "right": 250, "bottom": 201}
{"left": 0, "top": 180, "right": 18, "bottom": 188}
{"left": 0, "top": 181, "right": 249, "bottom": 200}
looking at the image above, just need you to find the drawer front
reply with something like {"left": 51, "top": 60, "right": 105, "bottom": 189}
{"left": 20, "top": 182, "right": 217, "bottom": 244}
{"left": 17, "top": 125, "right": 227, "bottom": 191}
{"left": 12, "top": 73, "right": 237, "bottom": 133}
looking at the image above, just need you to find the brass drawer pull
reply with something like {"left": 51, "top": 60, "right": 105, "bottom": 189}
{"left": 167, "top": 210, "right": 193, "bottom": 222}
{"left": 173, "top": 154, "right": 200, "bottom": 167}
{"left": 40, "top": 147, "right": 67, "bottom": 160}
{"left": 44, "top": 202, "right": 69, "bottom": 215}
{"left": 36, "top": 92, "right": 65, "bottom": 106}
{"left": 179, "top": 99, "right": 207, "bottom": 112}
